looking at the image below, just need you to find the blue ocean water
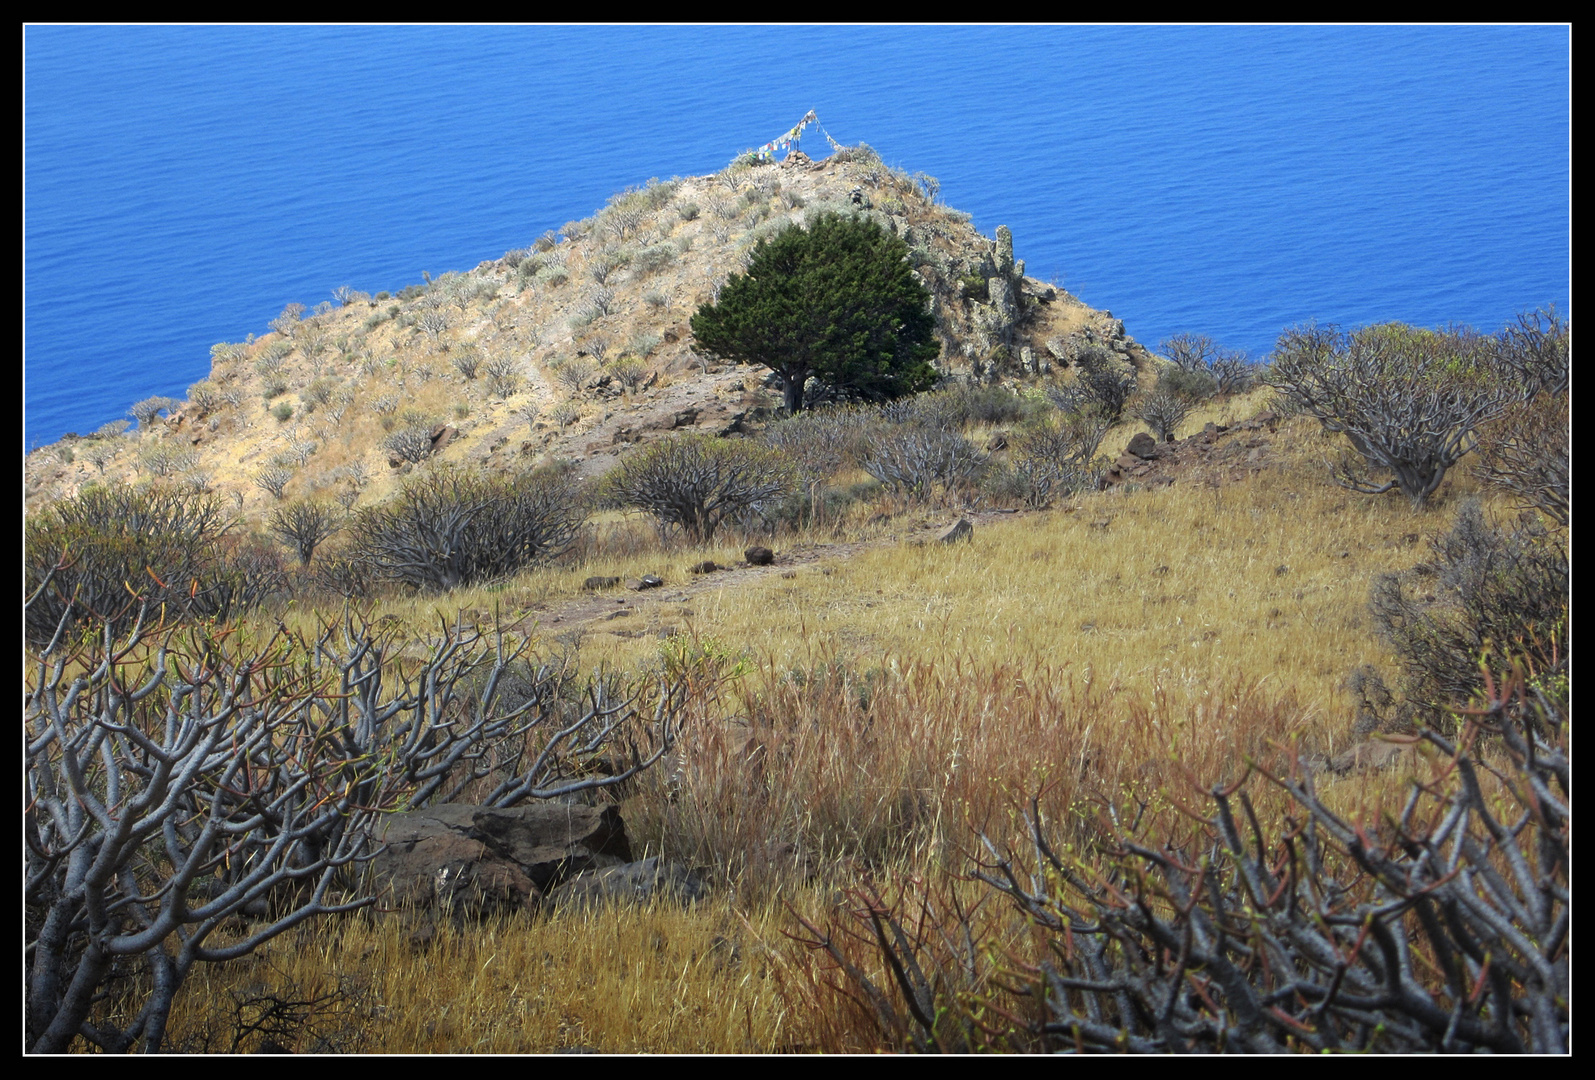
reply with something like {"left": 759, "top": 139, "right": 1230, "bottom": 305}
{"left": 24, "top": 25, "right": 1569, "bottom": 448}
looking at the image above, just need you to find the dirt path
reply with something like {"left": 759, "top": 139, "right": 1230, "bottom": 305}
{"left": 501, "top": 509, "right": 1034, "bottom": 640}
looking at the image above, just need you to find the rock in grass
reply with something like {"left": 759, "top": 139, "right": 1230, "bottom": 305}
{"left": 938, "top": 518, "right": 973, "bottom": 544}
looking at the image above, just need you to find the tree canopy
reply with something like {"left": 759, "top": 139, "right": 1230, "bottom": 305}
{"left": 690, "top": 211, "right": 940, "bottom": 414}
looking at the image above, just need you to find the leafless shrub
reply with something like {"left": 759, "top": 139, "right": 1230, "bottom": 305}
{"left": 806, "top": 655, "right": 1567, "bottom": 1054}
{"left": 255, "top": 465, "right": 294, "bottom": 500}
{"left": 711, "top": 221, "right": 733, "bottom": 244}
{"left": 555, "top": 356, "right": 598, "bottom": 394}
{"left": 1046, "top": 347, "right": 1137, "bottom": 424}
{"left": 608, "top": 357, "right": 647, "bottom": 390}
{"left": 267, "top": 302, "right": 306, "bottom": 337}
{"left": 301, "top": 332, "right": 329, "bottom": 359}
{"left": 763, "top": 405, "right": 879, "bottom": 488}
{"left": 268, "top": 500, "right": 342, "bottom": 564}
{"left": 1161, "top": 331, "right": 1254, "bottom": 395}
{"left": 82, "top": 440, "right": 121, "bottom": 474}
{"left": 1369, "top": 499, "right": 1567, "bottom": 727}
{"left": 550, "top": 402, "right": 580, "bottom": 427}
{"left": 187, "top": 379, "right": 223, "bottom": 416}
{"left": 483, "top": 355, "right": 521, "bottom": 398}
{"left": 1474, "top": 390, "right": 1568, "bottom": 525}
{"left": 1492, "top": 306, "right": 1568, "bottom": 400}
{"left": 95, "top": 419, "right": 133, "bottom": 439}
{"left": 326, "top": 391, "right": 354, "bottom": 425}
{"left": 383, "top": 425, "right": 435, "bottom": 465}
{"left": 451, "top": 346, "right": 482, "bottom": 380}
{"left": 211, "top": 340, "right": 250, "bottom": 365}
{"left": 1269, "top": 322, "right": 1513, "bottom": 507}
{"left": 23, "top": 485, "right": 240, "bottom": 646}
{"left": 349, "top": 465, "right": 585, "bottom": 590}
{"left": 601, "top": 204, "right": 646, "bottom": 241}
{"left": 129, "top": 396, "right": 183, "bottom": 428}
{"left": 370, "top": 393, "right": 400, "bottom": 416}
{"left": 137, "top": 442, "right": 199, "bottom": 477}
{"left": 643, "top": 289, "right": 669, "bottom": 310}
{"left": 862, "top": 426, "right": 988, "bottom": 501}
{"left": 284, "top": 437, "right": 319, "bottom": 467}
{"left": 588, "top": 247, "right": 629, "bottom": 285}
{"left": 1132, "top": 388, "right": 1195, "bottom": 442}
{"left": 25, "top": 606, "right": 694, "bottom": 1052}
{"left": 584, "top": 337, "right": 610, "bottom": 363}
{"left": 418, "top": 310, "right": 449, "bottom": 341}
{"left": 602, "top": 434, "right": 795, "bottom": 543}
{"left": 1008, "top": 414, "right": 1112, "bottom": 507}
{"left": 586, "top": 285, "right": 616, "bottom": 317}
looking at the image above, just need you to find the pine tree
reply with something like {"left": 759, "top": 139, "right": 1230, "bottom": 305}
{"left": 690, "top": 212, "right": 939, "bottom": 414}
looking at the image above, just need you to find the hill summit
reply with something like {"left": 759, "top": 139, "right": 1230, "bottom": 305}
{"left": 24, "top": 144, "right": 1147, "bottom": 519}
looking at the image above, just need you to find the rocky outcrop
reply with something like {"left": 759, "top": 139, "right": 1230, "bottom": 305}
{"left": 1102, "top": 411, "right": 1283, "bottom": 490}
{"left": 369, "top": 802, "right": 633, "bottom": 922}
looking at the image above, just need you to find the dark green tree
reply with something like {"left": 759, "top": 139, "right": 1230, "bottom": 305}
{"left": 691, "top": 211, "right": 940, "bottom": 414}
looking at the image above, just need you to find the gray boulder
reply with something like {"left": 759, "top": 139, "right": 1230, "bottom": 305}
{"left": 938, "top": 518, "right": 973, "bottom": 544}
{"left": 549, "top": 857, "right": 710, "bottom": 914}
{"left": 469, "top": 803, "right": 632, "bottom": 892}
{"left": 370, "top": 805, "right": 540, "bottom": 921}
{"left": 1125, "top": 432, "right": 1158, "bottom": 459}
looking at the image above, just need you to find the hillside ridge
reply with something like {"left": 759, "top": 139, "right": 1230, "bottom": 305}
{"left": 24, "top": 145, "right": 1149, "bottom": 522}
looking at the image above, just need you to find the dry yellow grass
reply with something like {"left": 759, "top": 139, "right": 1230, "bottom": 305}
{"left": 151, "top": 893, "right": 815, "bottom": 1053}
{"left": 61, "top": 436, "right": 1523, "bottom": 1052}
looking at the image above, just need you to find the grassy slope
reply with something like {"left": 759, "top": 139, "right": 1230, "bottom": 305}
{"left": 32, "top": 155, "right": 1534, "bottom": 1054}
{"left": 131, "top": 395, "right": 1520, "bottom": 1053}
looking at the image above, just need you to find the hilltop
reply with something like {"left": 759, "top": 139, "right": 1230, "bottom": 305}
{"left": 23, "top": 145, "right": 1146, "bottom": 517}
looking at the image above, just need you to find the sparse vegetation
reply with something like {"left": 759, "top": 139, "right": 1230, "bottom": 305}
{"left": 24, "top": 156, "right": 1571, "bottom": 1056}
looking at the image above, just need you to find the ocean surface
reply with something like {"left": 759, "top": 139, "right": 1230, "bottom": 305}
{"left": 24, "top": 25, "right": 1569, "bottom": 449}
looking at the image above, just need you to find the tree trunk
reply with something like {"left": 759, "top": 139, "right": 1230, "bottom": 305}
{"left": 781, "top": 369, "right": 808, "bottom": 415}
